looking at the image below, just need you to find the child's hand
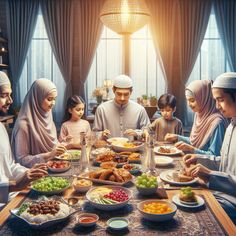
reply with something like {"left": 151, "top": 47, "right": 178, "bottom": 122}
{"left": 164, "top": 133, "right": 178, "bottom": 142}
{"left": 175, "top": 141, "right": 195, "bottom": 152}
{"left": 123, "top": 129, "right": 137, "bottom": 136}
{"left": 64, "top": 135, "right": 73, "bottom": 143}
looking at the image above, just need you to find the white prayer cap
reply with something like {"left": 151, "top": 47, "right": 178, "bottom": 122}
{"left": 113, "top": 74, "right": 133, "bottom": 88}
{"left": 212, "top": 72, "right": 236, "bottom": 89}
{"left": 0, "top": 71, "right": 11, "bottom": 87}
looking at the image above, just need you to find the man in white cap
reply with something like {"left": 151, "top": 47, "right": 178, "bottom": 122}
{"left": 0, "top": 71, "right": 47, "bottom": 208}
{"left": 93, "top": 74, "right": 150, "bottom": 137}
{"left": 183, "top": 72, "right": 236, "bottom": 224}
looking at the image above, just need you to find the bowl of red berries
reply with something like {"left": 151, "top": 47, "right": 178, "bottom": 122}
{"left": 86, "top": 185, "right": 132, "bottom": 211}
{"left": 47, "top": 160, "right": 71, "bottom": 173}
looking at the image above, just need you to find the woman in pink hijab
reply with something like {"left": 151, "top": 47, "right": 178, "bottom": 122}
{"left": 165, "top": 80, "right": 228, "bottom": 156}
{"left": 11, "top": 78, "right": 66, "bottom": 168}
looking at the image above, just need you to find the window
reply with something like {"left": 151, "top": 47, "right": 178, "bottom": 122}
{"left": 86, "top": 27, "right": 122, "bottom": 102}
{"left": 19, "top": 13, "right": 65, "bottom": 125}
{"left": 186, "top": 9, "right": 230, "bottom": 124}
{"left": 86, "top": 25, "right": 166, "bottom": 102}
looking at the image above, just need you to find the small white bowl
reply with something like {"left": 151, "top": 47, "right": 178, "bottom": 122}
{"left": 77, "top": 213, "right": 99, "bottom": 227}
{"left": 137, "top": 200, "right": 177, "bottom": 222}
{"left": 107, "top": 217, "right": 129, "bottom": 230}
{"left": 73, "top": 179, "right": 92, "bottom": 193}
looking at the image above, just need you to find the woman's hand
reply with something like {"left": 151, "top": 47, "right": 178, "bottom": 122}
{"left": 164, "top": 133, "right": 178, "bottom": 142}
{"left": 175, "top": 141, "right": 195, "bottom": 153}
{"left": 50, "top": 144, "right": 67, "bottom": 158}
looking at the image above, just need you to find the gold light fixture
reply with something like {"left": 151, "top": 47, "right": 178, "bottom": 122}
{"left": 100, "top": 0, "right": 150, "bottom": 35}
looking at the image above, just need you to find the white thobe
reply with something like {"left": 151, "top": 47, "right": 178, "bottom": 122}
{"left": 0, "top": 123, "right": 27, "bottom": 206}
{"left": 197, "top": 117, "right": 236, "bottom": 223}
{"left": 93, "top": 100, "right": 150, "bottom": 137}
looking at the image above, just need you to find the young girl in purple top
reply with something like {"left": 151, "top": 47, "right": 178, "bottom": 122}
{"left": 59, "top": 95, "right": 91, "bottom": 149}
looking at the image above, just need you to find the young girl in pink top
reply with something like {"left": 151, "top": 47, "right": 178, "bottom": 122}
{"left": 59, "top": 95, "right": 91, "bottom": 149}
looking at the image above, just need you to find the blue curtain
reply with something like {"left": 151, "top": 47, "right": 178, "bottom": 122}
{"left": 6, "top": 0, "right": 39, "bottom": 107}
{"left": 214, "top": 0, "right": 236, "bottom": 71}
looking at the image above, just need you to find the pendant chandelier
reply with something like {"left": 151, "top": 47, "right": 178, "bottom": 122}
{"left": 100, "top": 0, "right": 150, "bottom": 35}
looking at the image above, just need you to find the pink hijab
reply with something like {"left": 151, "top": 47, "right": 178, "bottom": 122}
{"left": 186, "top": 80, "right": 227, "bottom": 148}
{"left": 12, "top": 78, "right": 57, "bottom": 155}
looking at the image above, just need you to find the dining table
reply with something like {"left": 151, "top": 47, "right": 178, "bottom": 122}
{"left": 0, "top": 144, "right": 235, "bottom": 235}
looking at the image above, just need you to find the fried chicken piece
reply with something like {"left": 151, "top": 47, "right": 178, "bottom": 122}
{"left": 99, "top": 169, "right": 113, "bottom": 180}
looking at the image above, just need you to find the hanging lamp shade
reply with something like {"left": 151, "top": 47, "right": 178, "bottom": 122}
{"left": 100, "top": 0, "right": 150, "bottom": 35}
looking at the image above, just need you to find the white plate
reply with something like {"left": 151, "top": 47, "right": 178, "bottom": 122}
{"left": 112, "top": 142, "right": 144, "bottom": 152}
{"left": 107, "top": 137, "right": 129, "bottom": 144}
{"left": 86, "top": 185, "right": 132, "bottom": 211}
{"left": 154, "top": 146, "right": 182, "bottom": 156}
{"left": 160, "top": 170, "right": 198, "bottom": 186}
{"left": 56, "top": 149, "right": 81, "bottom": 161}
{"left": 172, "top": 194, "right": 205, "bottom": 208}
{"left": 154, "top": 156, "right": 173, "bottom": 166}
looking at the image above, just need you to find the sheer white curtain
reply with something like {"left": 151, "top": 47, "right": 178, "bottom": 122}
{"left": 18, "top": 13, "right": 65, "bottom": 127}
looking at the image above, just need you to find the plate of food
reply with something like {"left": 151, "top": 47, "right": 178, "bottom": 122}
{"left": 86, "top": 185, "right": 132, "bottom": 210}
{"left": 154, "top": 156, "right": 173, "bottom": 167}
{"left": 10, "top": 198, "right": 77, "bottom": 229}
{"left": 79, "top": 167, "right": 133, "bottom": 186}
{"left": 56, "top": 149, "right": 81, "bottom": 161}
{"left": 91, "top": 147, "right": 111, "bottom": 157}
{"left": 47, "top": 160, "right": 71, "bottom": 173}
{"left": 107, "top": 137, "right": 129, "bottom": 144}
{"left": 112, "top": 141, "right": 144, "bottom": 152}
{"left": 172, "top": 187, "right": 205, "bottom": 208}
{"left": 31, "top": 176, "right": 70, "bottom": 195}
{"left": 160, "top": 170, "right": 198, "bottom": 186}
{"left": 123, "top": 163, "right": 142, "bottom": 174}
{"left": 154, "top": 146, "right": 182, "bottom": 156}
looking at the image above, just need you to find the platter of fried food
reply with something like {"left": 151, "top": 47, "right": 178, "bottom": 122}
{"left": 154, "top": 146, "right": 182, "bottom": 156}
{"left": 94, "top": 150, "right": 141, "bottom": 166}
{"left": 79, "top": 167, "right": 133, "bottom": 186}
{"left": 111, "top": 141, "right": 144, "bottom": 152}
{"left": 160, "top": 169, "right": 198, "bottom": 185}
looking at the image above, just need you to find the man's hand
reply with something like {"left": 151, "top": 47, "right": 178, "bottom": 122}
{"left": 183, "top": 154, "right": 198, "bottom": 166}
{"left": 123, "top": 129, "right": 137, "bottom": 136}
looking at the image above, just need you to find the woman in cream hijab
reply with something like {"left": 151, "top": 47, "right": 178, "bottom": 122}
{"left": 165, "top": 80, "right": 228, "bottom": 156}
{"left": 12, "top": 78, "right": 66, "bottom": 168}
{"left": 0, "top": 72, "right": 47, "bottom": 207}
